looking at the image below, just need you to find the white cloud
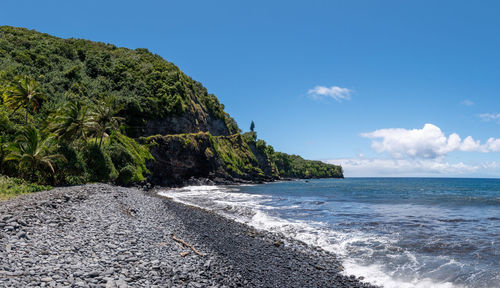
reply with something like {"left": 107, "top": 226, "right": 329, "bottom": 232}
{"left": 479, "top": 113, "right": 500, "bottom": 122}
{"left": 307, "top": 86, "right": 351, "bottom": 102}
{"left": 481, "top": 161, "right": 500, "bottom": 169}
{"left": 325, "top": 158, "right": 481, "bottom": 177}
{"left": 326, "top": 123, "right": 500, "bottom": 177}
{"left": 360, "top": 123, "right": 500, "bottom": 159}
{"left": 483, "top": 138, "right": 500, "bottom": 152}
{"left": 460, "top": 100, "right": 474, "bottom": 106}
{"left": 361, "top": 124, "right": 480, "bottom": 159}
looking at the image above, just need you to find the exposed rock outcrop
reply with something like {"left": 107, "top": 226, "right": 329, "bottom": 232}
{"left": 144, "top": 133, "right": 276, "bottom": 186}
{"left": 143, "top": 114, "right": 230, "bottom": 137}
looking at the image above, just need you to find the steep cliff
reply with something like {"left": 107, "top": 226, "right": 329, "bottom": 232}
{"left": 144, "top": 133, "right": 275, "bottom": 186}
{"left": 144, "top": 132, "right": 342, "bottom": 186}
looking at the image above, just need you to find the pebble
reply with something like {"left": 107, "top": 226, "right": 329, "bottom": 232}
{"left": 86, "top": 271, "right": 100, "bottom": 278}
{"left": 40, "top": 277, "right": 53, "bottom": 282}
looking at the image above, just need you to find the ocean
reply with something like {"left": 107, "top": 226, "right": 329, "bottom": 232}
{"left": 158, "top": 178, "right": 500, "bottom": 288}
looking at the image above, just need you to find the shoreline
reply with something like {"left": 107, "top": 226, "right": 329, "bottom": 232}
{"left": 143, "top": 174, "right": 343, "bottom": 190}
{"left": 0, "top": 184, "right": 376, "bottom": 287}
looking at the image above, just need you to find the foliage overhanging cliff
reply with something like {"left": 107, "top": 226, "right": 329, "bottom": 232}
{"left": 0, "top": 26, "right": 342, "bottom": 187}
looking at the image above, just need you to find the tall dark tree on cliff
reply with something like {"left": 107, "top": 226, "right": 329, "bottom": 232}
{"left": 250, "top": 121, "right": 255, "bottom": 132}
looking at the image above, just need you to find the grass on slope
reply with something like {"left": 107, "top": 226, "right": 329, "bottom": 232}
{"left": 0, "top": 175, "right": 51, "bottom": 200}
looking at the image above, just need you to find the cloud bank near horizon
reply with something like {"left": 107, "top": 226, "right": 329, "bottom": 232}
{"left": 361, "top": 123, "right": 500, "bottom": 159}
{"left": 326, "top": 123, "right": 500, "bottom": 177}
{"left": 326, "top": 158, "right": 490, "bottom": 177}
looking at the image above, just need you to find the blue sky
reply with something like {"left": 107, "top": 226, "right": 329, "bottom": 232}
{"left": 3, "top": 0, "right": 500, "bottom": 177}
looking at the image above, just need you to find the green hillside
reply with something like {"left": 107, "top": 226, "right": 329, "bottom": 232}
{"left": 0, "top": 26, "right": 239, "bottom": 137}
{"left": 0, "top": 26, "right": 342, "bottom": 193}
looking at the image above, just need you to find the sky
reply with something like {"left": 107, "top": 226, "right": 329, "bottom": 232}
{"left": 2, "top": 0, "right": 500, "bottom": 177}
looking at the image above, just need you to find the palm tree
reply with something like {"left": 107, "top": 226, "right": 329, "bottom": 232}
{"left": 2, "top": 76, "right": 45, "bottom": 124}
{"left": 5, "top": 126, "right": 65, "bottom": 182}
{"left": 49, "top": 100, "right": 93, "bottom": 144}
{"left": 89, "top": 97, "right": 124, "bottom": 148}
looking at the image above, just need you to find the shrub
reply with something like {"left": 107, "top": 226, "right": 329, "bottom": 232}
{"left": 82, "top": 143, "right": 117, "bottom": 182}
{"left": 116, "top": 165, "right": 135, "bottom": 186}
{"left": 55, "top": 144, "right": 88, "bottom": 185}
{"left": 108, "top": 132, "right": 153, "bottom": 182}
{"left": 108, "top": 142, "right": 134, "bottom": 170}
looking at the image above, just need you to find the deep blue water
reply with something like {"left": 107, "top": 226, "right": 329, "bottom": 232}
{"left": 160, "top": 178, "right": 500, "bottom": 288}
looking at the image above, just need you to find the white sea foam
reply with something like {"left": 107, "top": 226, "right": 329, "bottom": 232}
{"left": 158, "top": 185, "right": 464, "bottom": 288}
{"left": 342, "top": 261, "right": 458, "bottom": 288}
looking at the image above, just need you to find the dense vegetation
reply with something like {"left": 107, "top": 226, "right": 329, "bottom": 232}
{"left": 215, "top": 132, "right": 344, "bottom": 179}
{"left": 0, "top": 26, "right": 342, "bottom": 195}
{"left": 272, "top": 153, "right": 343, "bottom": 179}
{"left": 242, "top": 132, "right": 343, "bottom": 179}
{"left": 0, "top": 175, "right": 51, "bottom": 200}
{"left": 0, "top": 26, "right": 239, "bottom": 136}
{"left": 145, "top": 132, "right": 269, "bottom": 185}
{"left": 0, "top": 91, "right": 153, "bottom": 186}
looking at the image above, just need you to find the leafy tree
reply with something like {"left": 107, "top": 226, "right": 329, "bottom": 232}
{"left": 250, "top": 120, "right": 255, "bottom": 132}
{"left": 2, "top": 76, "right": 45, "bottom": 124}
{"left": 5, "top": 126, "right": 65, "bottom": 182}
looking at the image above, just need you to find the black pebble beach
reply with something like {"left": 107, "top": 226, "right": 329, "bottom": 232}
{"left": 0, "top": 184, "right": 378, "bottom": 287}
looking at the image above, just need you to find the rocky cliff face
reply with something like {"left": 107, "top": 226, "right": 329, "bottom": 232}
{"left": 142, "top": 113, "right": 230, "bottom": 137}
{"left": 144, "top": 133, "right": 276, "bottom": 186}
{"left": 246, "top": 141, "right": 277, "bottom": 178}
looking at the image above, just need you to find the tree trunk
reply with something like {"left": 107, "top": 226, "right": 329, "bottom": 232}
{"left": 8, "top": 103, "right": 23, "bottom": 117}
{"left": 0, "top": 145, "right": 4, "bottom": 174}
{"left": 25, "top": 109, "right": 28, "bottom": 125}
{"left": 99, "top": 130, "right": 104, "bottom": 148}
{"left": 30, "top": 165, "right": 35, "bottom": 182}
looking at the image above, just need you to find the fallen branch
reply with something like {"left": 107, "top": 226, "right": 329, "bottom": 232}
{"left": 172, "top": 234, "right": 204, "bottom": 257}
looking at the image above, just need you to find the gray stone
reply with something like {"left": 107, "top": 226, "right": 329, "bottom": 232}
{"left": 87, "top": 270, "right": 100, "bottom": 278}
{"left": 1, "top": 215, "right": 13, "bottom": 221}
{"left": 40, "top": 277, "right": 53, "bottom": 282}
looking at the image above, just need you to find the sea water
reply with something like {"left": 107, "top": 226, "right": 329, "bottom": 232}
{"left": 158, "top": 178, "right": 500, "bottom": 288}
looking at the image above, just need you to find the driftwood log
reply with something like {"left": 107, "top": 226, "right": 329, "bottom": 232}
{"left": 172, "top": 234, "right": 204, "bottom": 256}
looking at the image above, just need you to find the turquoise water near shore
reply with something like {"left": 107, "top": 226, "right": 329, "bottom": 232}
{"left": 159, "top": 178, "right": 500, "bottom": 288}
